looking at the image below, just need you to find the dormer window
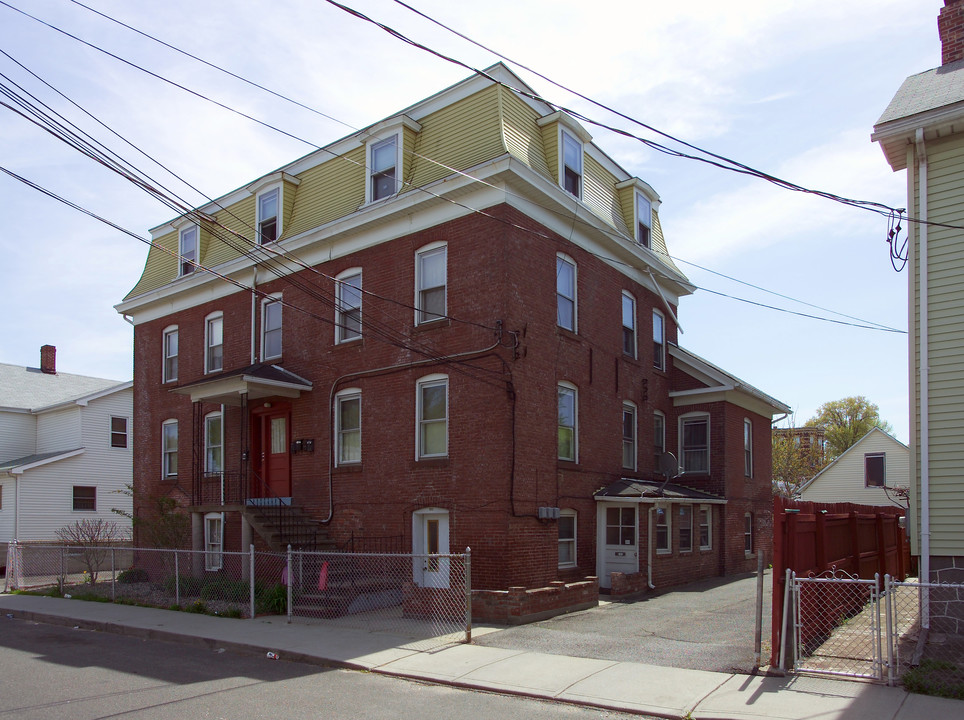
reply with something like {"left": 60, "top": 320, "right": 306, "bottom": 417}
{"left": 179, "top": 225, "right": 197, "bottom": 276}
{"left": 258, "top": 188, "right": 279, "bottom": 244}
{"left": 562, "top": 130, "right": 583, "bottom": 198}
{"left": 636, "top": 193, "right": 652, "bottom": 248}
{"left": 371, "top": 136, "right": 398, "bottom": 202}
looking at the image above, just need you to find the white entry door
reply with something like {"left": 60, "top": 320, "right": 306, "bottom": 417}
{"left": 412, "top": 508, "right": 450, "bottom": 588}
{"left": 596, "top": 503, "right": 638, "bottom": 589}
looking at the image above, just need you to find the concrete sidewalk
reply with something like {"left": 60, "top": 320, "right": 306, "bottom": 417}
{"left": 0, "top": 593, "right": 956, "bottom": 719}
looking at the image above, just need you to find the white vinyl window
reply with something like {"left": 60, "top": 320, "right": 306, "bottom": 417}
{"left": 679, "top": 505, "right": 693, "bottom": 553}
{"left": 262, "top": 297, "right": 282, "bottom": 360}
{"left": 335, "top": 389, "right": 361, "bottom": 465}
{"left": 655, "top": 506, "right": 671, "bottom": 554}
{"left": 558, "top": 382, "right": 577, "bottom": 461}
{"left": 417, "top": 375, "right": 448, "bottom": 459}
{"left": 636, "top": 193, "right": 652, "bottom": 248}
{"left": 415, "top": 243, "right": 446, "bottom": 324}
{"left": 744, "top": 512, "right": 754, "bottom": 555}
{"left": 204, "top": 512, "right": 224, "bottom": 571}
{"left": 558, "top": 509, "right": 577, "bottom": 568}
{"left": 110, "top": 416, "right": 129, "bottom": 449}
{"left": 653, "top": 310, "right": 665, "bottom": 371}
{"left": 204, "top": 412, "right": 223, "bottom": 474}
{"left": 257, "top": 187, "right": 279, "bottom": 244}
{"left": 680, "top": 413, "right": 709, "bottom": 474}
{"left": 744, "top": 418, "right": 753, "bottom": 478}
{"left": 556, "top": 254, "right": 576, "bottom": 331}
{"left": 622, "top": 292, "right": 636, "bottom": 357}
{"left": 162, "top": 326, "right": 178, "bottom": 383}
{"left": 335, "top": 269, "right": 362, "bottom": 342}
{"left": 561, "top": 130, "right": 583, "bottom": 198}
{"left": 699, "top": 505, "right": 712, "bottom": 550}
{"left": 205, "top": 313, "right": 223, "bottom": 373}
{"left": 162, "top": 419, "right": 178, "bottom": 479}
{"left": 622, "top": 402, "right": 637, "bottom": 470}
{"left": 370, "top": 135, "right": 398, "bottom": 202}
{"left": 179, "top": 225, "right": 197, "bottom": 276}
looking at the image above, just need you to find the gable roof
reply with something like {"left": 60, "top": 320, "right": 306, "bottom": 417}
{"left": 796, "top": 426, "right": 908, "bottom": 495}
{"left": 0, "top": 362, "right": 128, "bottom": 413}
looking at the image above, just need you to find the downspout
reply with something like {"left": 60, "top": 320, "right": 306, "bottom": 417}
{"left": 915, "top": 128, "right": 931, "bottom": 598}
{"left": 250, "top": 267, "right": 258, "bottom": 364}
{"left": 14, "top": 470, "right": 21, "bottom": 539}
{"left": 647, "top": 270, "right": 683, "bottom": 333}
{"left": 647, "top": 506, "right": 656, "bottom": 589}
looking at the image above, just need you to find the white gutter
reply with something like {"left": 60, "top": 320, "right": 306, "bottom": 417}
{"left": 647, "top": 507, "right": 656, "bottom": 589}
{"left": 915, "top": 128, "right": 931, "bottom": 603}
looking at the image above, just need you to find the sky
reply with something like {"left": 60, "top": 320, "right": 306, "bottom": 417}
{"left": 0, "top": 0, "right": 944, "bottom": 443}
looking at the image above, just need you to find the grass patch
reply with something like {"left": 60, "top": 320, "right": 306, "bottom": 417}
{"left": 903, "top": 658, "right": 964, "bottom": 700}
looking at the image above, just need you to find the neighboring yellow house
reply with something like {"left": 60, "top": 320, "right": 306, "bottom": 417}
{"left": 872, "top": 0, "right": 964, "bottom": 584}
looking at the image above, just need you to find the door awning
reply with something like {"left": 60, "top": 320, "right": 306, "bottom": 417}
{"left": 594, "top": 477, "right": 726, "bottom": 505}
{"left": 171, "top": 363, "right": 312, "bottom": 406}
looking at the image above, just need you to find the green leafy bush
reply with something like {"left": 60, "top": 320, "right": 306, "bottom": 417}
{"left": 256, "top": 583, "right": 288, "bottom": 615}
{"left": 200, "top": 577, "right": 249, "bottom": 603}
{"left": 117, "top": 568, "right": 149, "bottom": 584}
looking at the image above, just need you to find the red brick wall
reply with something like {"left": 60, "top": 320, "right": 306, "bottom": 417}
{"left": 940, "top": 0, "right": 964, "bottom": 65}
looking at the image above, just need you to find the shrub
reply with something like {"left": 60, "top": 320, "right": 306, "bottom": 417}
{"left": 164, "top": 575, "right": 204, "bottom": 597}
{"left": 256, "top": 583, "right": 288, "bottom": 615}
{"left": 117, "top": 568, "right": 149, "bottom": 584}
{"left": 186, "top": 600, "right": 208, "bottom": 614}
{"left": 200, "top": 577, "right": 249, "bottom": 603}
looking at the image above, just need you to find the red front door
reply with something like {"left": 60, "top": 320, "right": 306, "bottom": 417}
{"left": 251, "top": 405, "right": 291, "bottom": 498}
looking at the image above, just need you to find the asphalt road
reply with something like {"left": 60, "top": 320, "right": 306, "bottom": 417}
{"left": 475, "top": 570, "right": 773, "bottom": 673}
{"left": 0, "top": 615, "right": 647, "bottom": 720}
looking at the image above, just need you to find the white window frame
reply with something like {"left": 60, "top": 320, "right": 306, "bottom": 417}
{"left": 561, "top": 129, "right": 583, "bottom": 199}
{"left": 655, "top": 506, "right": 671, "bottom": 555}
{"left": 205, "top": 312, "right": 223, "bottom": 374}
{"left": 865, "top": 453, "right": 886, "bottom": 487}
{"left": 558, "top": 382, "right": 578, "bottom": 462}
{"left": 178, "top": 225, "right": 198, "bottom": 277}
{"left": 699, "top": 505, "right": 712, "bottom": 550}
{"left": 653, "top": 310, "right": 665, "bottom": 371}
{"left": 556, "top": 253, "right": 577, "bottom": 332}
{"left": 261, "top": 295, "right": 283, "bottom": 360}
{"left": 204, "top": 411, "right": 223, "bottom": 475}
{"left": 558, "top": 509, "right": 577, "bottom": 568}
{"left": 335, "top": 268, "right": 363, "bottom": 343}
{"left": 368, "top": 134, "right": 399, "bottom": 203}
{"left": 162, "top": 419, "right": 178, "bottom": 479}
{"left": 335, "top": 388, "right": 362, "bottom": 466}
{"left": 162, "top": 325, "right": 178, "bottom": 383}
{"left": 257, "top": 186, "right": 280, "bottom": 244}
{"left": 415, "top": 242, "right": 447, "bottom": 325}
{"left": 622, "top": 401, "right": 637, "bottom": 471}
{"left": 621, "top": 291, "right": 636, "bottom": 357}
{"left": 204, "top": 512, "right": 224, "bottom": 571}
{"left": 110, "top": 415, "right": 129, "bottom": 449}
{"left": 744, "top": 512, "right": 754, "bottom": 556}
{"left": 654, "top": 411, "right": 666, "bottom": 472}
{"left": 636, "top": 192, "right": 652, "bottom": 248}
{"left": 416, "top": 374, "right": 448, "bottom": 460}
{"left": 679, "top": 505, "right": 693, "bottom": 553}
{"left": 680, "top": 412, "right": 710, "bottom": 475}
{"left": 744, "top": 418, "right": 753, "bottom": 478}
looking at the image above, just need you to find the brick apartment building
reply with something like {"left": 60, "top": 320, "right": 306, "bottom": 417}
{"left": 117, "top": 64, "right": 788, "bottom": 613}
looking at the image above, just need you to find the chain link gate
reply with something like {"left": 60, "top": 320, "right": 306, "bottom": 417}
{"left": 789, "top": 569, "right": 883, "bottom": 680}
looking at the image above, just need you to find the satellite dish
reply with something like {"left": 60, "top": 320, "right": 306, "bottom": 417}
{"left": 657, "top": 452, "right": 678, "bottom": 478}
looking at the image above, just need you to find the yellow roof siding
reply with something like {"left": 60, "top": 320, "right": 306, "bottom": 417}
{"left": 408, "top": 84, "right": 505, "bottom": 189}
{"left": 540, "top": 121, "right": 560, "bottom": 187}
{"left": 204, "top": 197, "right": 255, "bottom": 268}
{"left": 500, "top": 87, "right": 551, "bottom": 180}
{"left": 650, "top": 213, "right": 683, "bottom": 276}
{"left": 125, "top": 230, "right": 178, "bottom": 299}
{"left": 284, "top": 145, "right": 366, "bottom": 239}
{"left": 281, "top": 178, "right": 298, "bottom": 239}
{"left": 582, "top": 154, "right": 628, "bottom": 234}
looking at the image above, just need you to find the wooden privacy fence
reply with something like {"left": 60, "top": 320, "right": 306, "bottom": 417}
{"left": 770, "top": 497, "right": 911, "bottom": 668}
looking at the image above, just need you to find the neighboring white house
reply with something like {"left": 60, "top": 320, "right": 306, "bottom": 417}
{"left": 797, "top": 427, "right": 909, "bottom": 508}
{"left": 0, "top": 346, "right": 133, "bottom": 569}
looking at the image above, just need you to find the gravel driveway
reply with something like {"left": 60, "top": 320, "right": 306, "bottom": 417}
{"left": 474, "top": 570, "right": 772, "bottom": 674}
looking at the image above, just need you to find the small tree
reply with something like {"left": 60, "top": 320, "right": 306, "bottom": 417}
{"left": 806, "top": 396, "right": 893, "bottom": 461}
{"left": 772, "top": 430, "right": 828, "bottom": 498}
{"left": 55, "top": 518, "right": 128, "bottom": 584}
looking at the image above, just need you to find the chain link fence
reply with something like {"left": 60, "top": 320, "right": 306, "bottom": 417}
{"left": 3, "top": 541, "right": 470, "bottom": 649}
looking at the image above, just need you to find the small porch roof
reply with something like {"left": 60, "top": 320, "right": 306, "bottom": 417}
{"left": 594, "top": 477, "right": 727, "bottom": 504}
{"left": 171, "top": 363, "right": 312, "bottom": 406}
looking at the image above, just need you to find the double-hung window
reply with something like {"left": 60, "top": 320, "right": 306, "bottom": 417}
{"left": 636, "top": 193, "right": 652, "bottom": 248}
{"left": 655, "top": 507, "right": 671, "bottom": 554}
{"left": 679, "top": 506, "right": 693, "bottom": 552}
{"left": 417, "top": 375, "right": 448, "bottom": 458}
{"left": 653, "top": 310, "right": 665, "bottom": 370}
{"left": 681, "top": 414, "right": 709, "bottom": 474}
{"left": 110, "top": 416, "right": 129, "bottom": 449}
{"left": 162, "top": 419, "right": 178, "bottom": 479}
{"left": 744, "top": 513, "right": 754, "bottom": 555}
{"left": 204, "top": 512, "right": 223, "bottom": 571}
{"left": 622, "top": 402, "right": 636, "bottom": 470}
{"left": 262, "top": 298, "right": 282, "bottom": 360}
{"left": 179, "top": 225, "right": 197, "bottom": 276}
{"left": 558, "top": 382, "right": 577, "bottom": 461}
{"left": 416, "top": 244, "right": 446, "bottom": 324}
{"left": 622, "top": 292, "right": 636, "bottom": 357}
{"left": 556, "top": 254, "right": 576, "bottom": 331}
{"left": 258, "top": 188, "right": 279, "bottom": 244}
{"left": 73, "top": 486, "right": 96, "bottom": 511}
{"left": 558, "top": 510, "right": 577, "bottom": 568}
{"left": 562, "top": 130, "right": 583, "bottom": 198}
{"left": 162, "top": 327, "right": 178, "bottom": 383}
{"left": 370, "top": 136, "right": 398, "bottom": 202}
{"left": 204, "top": 412, "right": 223, "bottom": 475}
{"left": 865, "top": 453, "right": 886, "bottom": 487}
{"left": 699, "top": 505, "right": 712, "bottom": 550}
{"left": 744, "top": 419, "right": 753, "bottom": 477}
{"left": 205, "top": 313, "right": 223, "bottom": 373}
{"left": 335, "top": 390, "right": 361, "bottom": 465}
{"left": 335, "top": 269, "right": 362, "bottom": 342}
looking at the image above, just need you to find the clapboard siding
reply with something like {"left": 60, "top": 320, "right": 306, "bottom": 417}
{"left": 0, "top": 412, "right": 35, "bottom": 459}
{"left": 36, "top": 406, "right": 81, "bottom": 453}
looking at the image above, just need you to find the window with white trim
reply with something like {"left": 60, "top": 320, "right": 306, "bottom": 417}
{"left": 370, "top": 135, "right": 398, "bottom": 202}
{"left": 636, "top": 193, "right": 652, "bottom": 248}
{"left": 744, "top": 512, "right": 754, "bottom": 555}
{"left": 622, "top": 402, "right": 636, "bottom": 470}
{"left": 335, "top": 269, "right": 362, "bottom": 342}
{"left": 865, "top": 453, "right": 886, "bottom": 487}
{"left": 654, "top": 411, "right": 666, "bottom": 471}
{"left": 335, "top": 389, "right": 361, "bottom": 465}
{"left": 204, "top": 412, "right": 223, "bottom": 474}
{"left": 417, "top": 375, "right": 448, "bottom": 459}
{"left": 415, "top": 243, "right": 446, "bottom": 325}
{"left": 679, "top": 505, "right": 693, "bottom": 552}
{"left": 257, "top": 187, "right": 279, "bottom": 244}
{"left": 205, "top": 313, "right": 223, "bottom": 373}
{"left": 262, "top": 297, "right": 282, "bottom": 360}
{"left": 557, "top": 254, "right": 576, "bottom": 331}
{"left": 110, "top": 416, "right": 129, "bottom": 449}
{"left": 72, "top": 485, "right": 96, "bottom": 511}
{"left": 622, "top": 291, "right": 636, "bottom": 357}
{"left": 204, "top": 512, "right": 223, "bottom": 571}
{"left": 680, "top": 414, "right": 709, "bottom": 474}
{"left": 179, "top": 225, "right": 197, "bottom": 276}
{"left": 558, "top": 382, "right": 577, "bottom": 461}
{"left": 558, "top": 509, "right": 577, "bottom": 568}
{"left": 744, "top": 418, "right": 753, "bottom": 478}
{"left": 655, "top": 506, "right": 671, "bottom": 554}
{"left": 561, "top": 130, "right": 583, "bottom": 198}
{"left": 162, "top": 419, "right": 178, "bottom": 479}
{"left": 699, "top": 505, "right": 712, "bottom": 550}
{"left": 653, "top": 310, "right": 665, "bottom": 370}
{"left": 162, "top": 326, "right": 178, "bottom": 383}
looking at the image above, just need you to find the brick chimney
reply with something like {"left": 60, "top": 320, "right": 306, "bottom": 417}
{"left": 939, "top": 0, "right": 964, "bottom": 65}
{"left": 40, "top": 344, "right": 56, "bottom": 374}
